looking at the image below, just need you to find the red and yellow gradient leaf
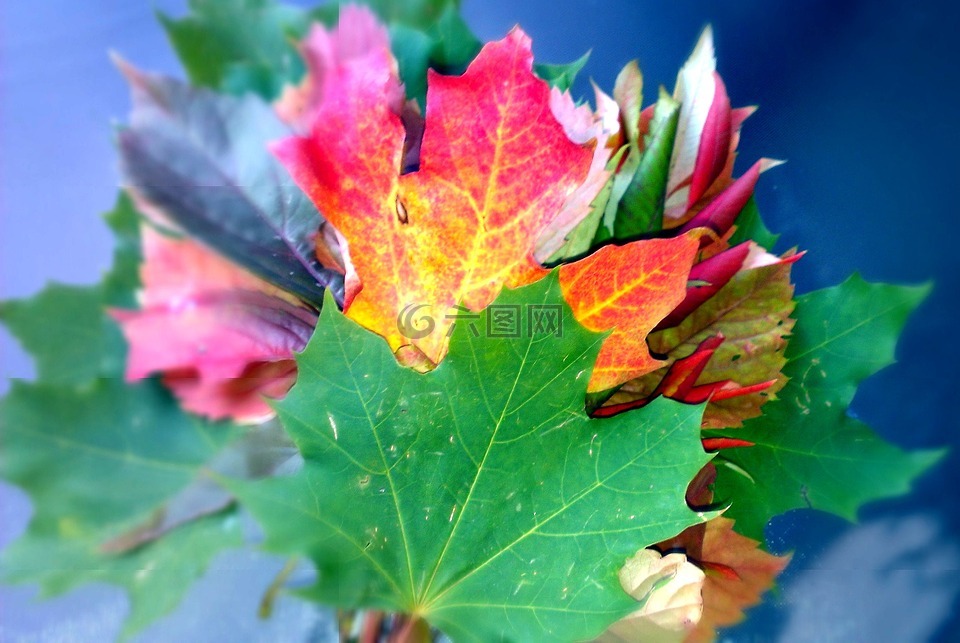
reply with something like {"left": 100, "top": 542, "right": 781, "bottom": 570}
{"left": 276, "top": 28, "right": 593, "bottom": 363}
{"left": 559, "top": 234, "right": 699, "bottom": 392}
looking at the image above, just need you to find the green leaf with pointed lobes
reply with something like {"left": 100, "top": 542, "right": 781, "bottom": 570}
{"left": 536, "top": 51, "right": 591, "bottom": 92}
{"left": 233, "top": 273, "right": 714, "bottom": 641}
{"left": 0, "top": 379, "right": 243, "bottom": 637}
{"left": 0, "top": 192, "right": 243, "bottom": 637}
{"left": 159, "top": 0, "right": 312, "bottom": 99}
{"left": 710, "top": 275, "right": 945, "bottom": 541}
{"left": 0, "top": 193, "right": 141, "bottom": 385}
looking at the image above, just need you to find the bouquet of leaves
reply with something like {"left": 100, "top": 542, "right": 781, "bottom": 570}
{"left": 0, "top": 1, "right": 943, "bottom": 641}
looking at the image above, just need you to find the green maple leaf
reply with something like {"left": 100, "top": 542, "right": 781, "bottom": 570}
{"left": 535, "top": 51, "right": 591, "bottom": 92}
{"left": 0, "top": 193, "right": 244, "bottom": 637}
{"left": 0, "top": 379, "right": 244, "bottom": 637}
{"left": 233, "top": 274, "right": 713, "bottom": 641}
{"left": 709, "top": 275, "right": 945, "bottom": 541}
{"left": 0, "top": 194, "right": 141, "bottom": 385}
{"left": 159, "top": 0, "right": 312, "bottom": 100}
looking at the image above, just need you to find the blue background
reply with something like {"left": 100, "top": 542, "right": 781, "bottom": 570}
{"left": 1, "top": 1, "right": 958, "bottom": 640}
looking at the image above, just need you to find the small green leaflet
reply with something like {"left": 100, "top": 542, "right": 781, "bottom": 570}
{"left": 536, "top": 51, "right": 591, "bottom": 92}
{"left": 709, "top": 275, "right": 944, "bottom": 541}
{"left": 608, "top": 89, "right": 680, "bottom": 240}
{"left": 728, "top": 197, "right": 780, "bottom": 250}
{"left": 233, "top": 274, "right": 712, "bottom": 641}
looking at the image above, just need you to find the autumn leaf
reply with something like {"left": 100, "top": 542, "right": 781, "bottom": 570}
{"left": 665, "top": 27, "right": 730, "bottom": 221}
{"left": 112, "top": 225, "right": 316, "bottom": 423}
{"left": 613, "top": 60, "right": 644, "bottom": 146}
{"left": 652, "top": 466, "right": 789, "bottom": 641}
{"left": 275, "top": 5, "right": 403, "bottom": 132}
{"left": 275, "top": 28, "right": 594, "bottom": 362}
{"left": 559, "top": 235, "right": 700, "bottom": 392}
{"left": 232, "top": 275, "right": 713, "bottom": 640}
{"left": 657, "top": 28, "right": 756, "bottom": 228}
{"left": 609, "top": 250, "right": 797, "bottom": 428}
{"left": 685, "top": 517, "right": 790, "bottom": 642}
{"left": 308, "top": 1, "right": 482, "bottom": 106}
{"left": 116, "top": 60, "right": 343, "bottom": 308}
{"left": 534, "top": 83, "right": 621, "bottom": 262}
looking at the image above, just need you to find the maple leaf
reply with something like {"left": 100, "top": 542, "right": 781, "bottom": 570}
{"left": 112, "top": 225, "right": 317, "bottom": 423}
{"left": 0, "top": 196, "right": 245, "bottom": 636}
{"left": 653, "top": 465, "right": 790, "bottom": 642}
{"left": 683, "top": 517, "right": 790, "bottom": 642}
{"left": 709, "top": 276, "right": 945, "bottom": 541}
{"left": 303, "top": 1, "right": 481, "bottom": 109}
{"left": 159, "top": 0, "right": 313, "bottom": 99}
{"left": 559, "top": 235, "right": 700, "bottom": 392}
{"left": 275, "top": 5, "right": 403, "bottom": 132}
{"left": 275, "top": 28, "right": 594, "bottom": 362}
{"left": 0, "top": 380, "right": 244, "bottom": 637}
{"left": 232, "top": 275, "right": 712, "bottom": 640}
{"left": 0, "top": 194, "right": 141, "bottom": 387}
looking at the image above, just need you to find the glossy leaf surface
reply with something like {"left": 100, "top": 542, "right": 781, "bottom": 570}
{"left": 235, "top": 275, "right": 712, "bottom": 640}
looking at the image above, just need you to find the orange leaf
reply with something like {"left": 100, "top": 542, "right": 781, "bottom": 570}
{"left": 685, "top": 517, "right": 791, "bottom": 642}
{"left": 559, "top": 234, "right": 699, "bottom": 392}
{"left": 276, "top": 28, "right": 593, "bottom": 363}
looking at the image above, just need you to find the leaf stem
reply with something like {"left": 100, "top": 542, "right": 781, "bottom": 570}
{"left": 257, "top": 557, "right": 298, "bottom": 619}
{"left": 390, "top": 614, "right": 429, "bottom": 643}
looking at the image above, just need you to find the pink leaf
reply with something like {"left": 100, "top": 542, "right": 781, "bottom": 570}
{"left": 112, "top": 226, "right": 316, "bottom": 423}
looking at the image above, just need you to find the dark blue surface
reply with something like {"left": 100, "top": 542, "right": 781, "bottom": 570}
{"left": 2, "top": 1, "right": 958, "bottom": 640}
